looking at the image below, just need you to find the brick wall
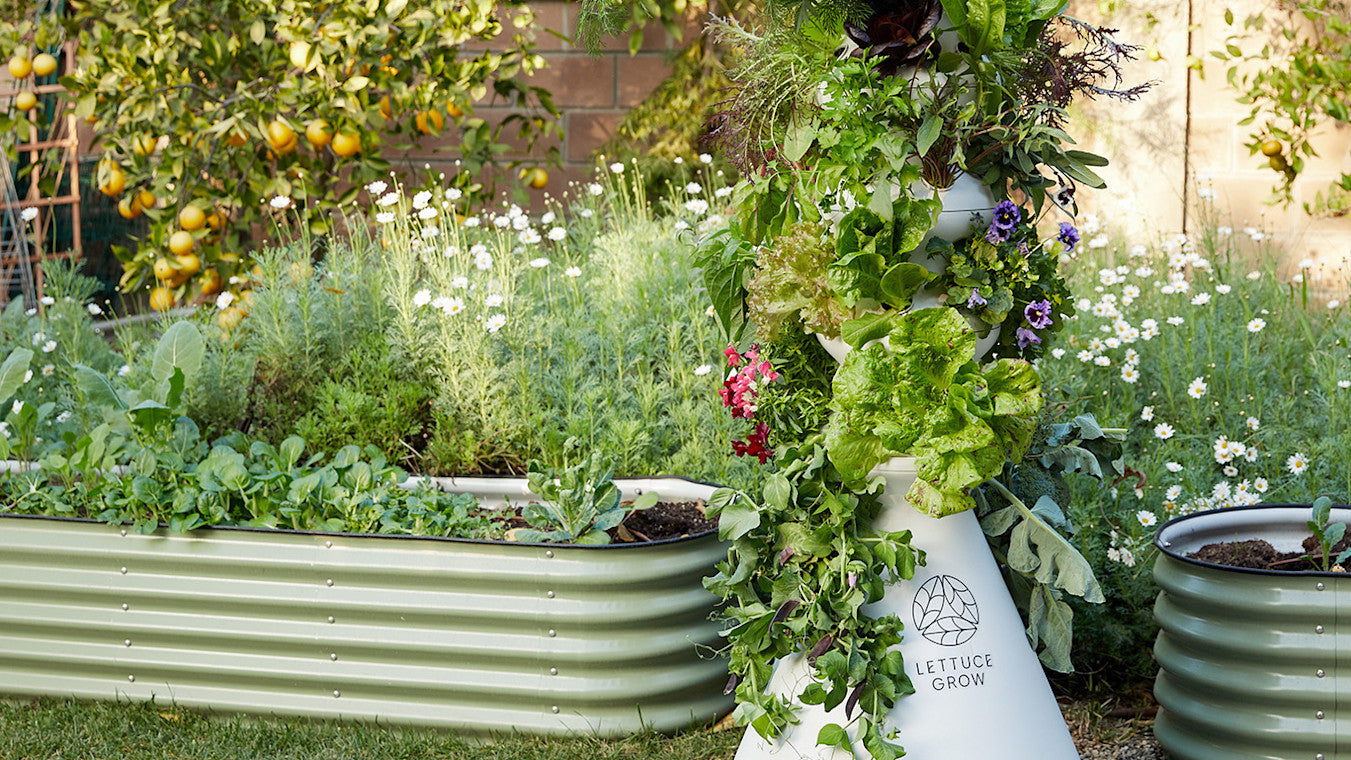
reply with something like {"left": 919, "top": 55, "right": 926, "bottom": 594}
{"left": 1064, "top": 0, "right": 1350, "bottom": 278}
{"left": 393, "top": 1, "right": 689, "bottom": 201}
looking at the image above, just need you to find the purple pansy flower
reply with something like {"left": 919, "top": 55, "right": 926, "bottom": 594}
{"left": 985, "top": 200, "right": 1021, "bottom": 244}
{"left": 967, "top": 288, "right": 987, "bottom": 309}
{"left": 1058, "top": 222, "right": 1080, "bottom": 252}
{"left": 1016, "top": 327, "right": 1041, "bottom": 348}
{"left": 1024, "top": 299, "right": 1054, "bottom": 330}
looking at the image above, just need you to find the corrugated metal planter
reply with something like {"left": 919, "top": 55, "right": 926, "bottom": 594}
{"left": 1153, "top": 504, "right": 1350, "bottom": 760}
{"left": 0, "top": 475, "right": 731, "bottom": 735}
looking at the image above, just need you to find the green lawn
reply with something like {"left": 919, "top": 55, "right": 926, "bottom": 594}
{"left": 0, "top": 699, "right": 740, "bottom": 760}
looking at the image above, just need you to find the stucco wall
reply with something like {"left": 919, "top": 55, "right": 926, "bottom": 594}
{"left": 1063, "top": 0, "right": 1350, "bottom": 277}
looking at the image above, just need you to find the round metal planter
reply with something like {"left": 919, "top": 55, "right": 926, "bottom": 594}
{"left": 1153, "top": 504, "right": 1351, "bottom": 760}
{"left": 0, "top": 476, "right": 731, "bottom": 736}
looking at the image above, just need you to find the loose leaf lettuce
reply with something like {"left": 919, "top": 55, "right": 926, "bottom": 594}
{"left": 826, "top": 307, "right": 1042, "bottom": 516}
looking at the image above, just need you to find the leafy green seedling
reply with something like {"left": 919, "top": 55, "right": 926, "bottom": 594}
{"left": 1307, "top": 496, "right": 1351, "bottom": 572}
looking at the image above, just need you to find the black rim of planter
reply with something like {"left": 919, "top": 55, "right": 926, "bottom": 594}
{"left": 0, "top": 475, "right": 723, "bottom": 551}
{"left": 1154, "top": 502, "right": 1351, "bottom": 578}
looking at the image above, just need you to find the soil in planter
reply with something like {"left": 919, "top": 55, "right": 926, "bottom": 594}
{"left": 500, "top": 500, "right": 718, "bottom": 543}
{"left": 614, "top": 501, "right": 717, "bottom": 543}
{"left": 1189, "top": 534, "right": 1351, "bottom": 572}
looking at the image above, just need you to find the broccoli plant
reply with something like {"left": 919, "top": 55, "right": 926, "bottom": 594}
{"left": 515, "top": 446, "right": 657, "bottom": 544}
{"left": 1307, "top": 496, "right": 1351, "bottom": 572}
{"left": 975, "top": 413, "right": 1124, "bottom": 672}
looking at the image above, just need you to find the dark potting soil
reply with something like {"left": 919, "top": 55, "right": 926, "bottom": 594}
{"left": 613, "top": 500, "right": 716, "bottom": 543}
{"left": 500, "top": 500, "right": 717, "bottom": 543}
{"left": 1188, "top": 534, "right": 1351, "bottom": 572}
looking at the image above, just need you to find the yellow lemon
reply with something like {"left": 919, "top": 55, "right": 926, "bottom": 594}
{"left": 168, "top": 230, "right": 194, "bottom": 256}
{"left": 149, "top": 286, "right": 176, "bottom": 312}
{"left": 266, "top": 119, "right": 295, "bottom": 151}
{"left": 132, "top": 134, "right": 157, "bottom": 156}
{"left": 117, "top": 196, "right": 143, "bottom": 219}
{"left": 415, "top": 109, "right": 444, "bottom": 135}
{"left": 174, "top": 253, "right": 201, "bottom": 277}
{"left": 199, "top": 268, "right": 223, "bottom": 296}
{"left": 138, "top": 189, "right": 156, "bottom": 209}
{"left": 518, "top": 167, "right": 548, "bottom": 190}
{"left": 7, "top": 55, "right": 31, "bottom": 79}
{"left": 178, "top": 205, "right": 206, "bottom": 231}
{"left": 99, "top": 167, "right": 126, "bottom": 197}
{"left": 31, "top": 52, "right": 57, "bottom": 77}
{"left": 14, "top": 92, "right": 36, "bottom": 111}
{"left": 153, "top": 256, "right": 176, "bottom": 282}
{"left": 217, "top": 305, "right": 244, "bottom": 330}
{"left": 305, "top": 119, "right": 333, "bottom": 148}
{"left": 330, "top": 131, "right": 360, "bottom": 157}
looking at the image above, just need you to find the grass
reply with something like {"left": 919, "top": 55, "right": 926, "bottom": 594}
{"left": 0, "top": 698, "right": 741, "bottom": 760}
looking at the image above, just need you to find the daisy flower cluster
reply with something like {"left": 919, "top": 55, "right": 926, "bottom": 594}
{"left": 1038, "top": 221, "right": 1351, "bottom": 571}
{"left": 367, "top": 174, "right": 589, "bottom": 339}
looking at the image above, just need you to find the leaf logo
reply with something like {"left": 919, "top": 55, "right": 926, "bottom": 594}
{"left": 912, "top": 575, "right": 980, "bottom": 646}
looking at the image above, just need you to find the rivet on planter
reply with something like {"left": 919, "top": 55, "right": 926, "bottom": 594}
{"left": 327, "top": 616, "right": 336, "bottom": 624}
{"left": 1317, "top": 754, "right": 1325, "bottom": 760}
{"left": 120, "top": 529, "right": 127, "bottom": 536}
{"left": 121, "top": 603, "right": 129, "bottom": 611}
{"left": 548, "top": 629, "right": 557, "bottom": 637}
{"left": 550, "top": 667, "right": 558, "bottom": 675}
{"left": 330, "top": 653, "right": 338, "bottom": 661}
{"left": 1317, "top": 582, "right": 1326, "bottom": 591}
{"left": 325, "top": 541, "right": 333, "bottom": 548}
{"left": 333, "top": 691, "right": 341, "bottom": 698}
{"left": 124, "top": 639, "right": 131, "bottom": 647}
{"left": 128, "top": 675, "right": 135, "bottom": 683}
{"left": 120, "top": 567, "right": 128, "bottom": 574}
{"left": 326, "top": 579, "right": 334, "bottom": 587}
{"left": 1317, "top": 625, "right": 1326, "bottom": 634}
{"left": 547, "top": 591, "right": 555, "bottom": 598}
{"left": 1318, "top": 669, "right": 1326, "bottom": 678}
{"left": 1317, "top": 710, "right": 1325, "bottom": 719}
{"left": 551, "top": 706, "right": 560, "bottom": 714}
{"left": 545, "top": 550, "right": 554, "bottom": 558}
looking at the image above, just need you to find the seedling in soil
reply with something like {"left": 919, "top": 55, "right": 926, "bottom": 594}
{"left": 1307, "top": 496, "right": 1351, "bottom": 572}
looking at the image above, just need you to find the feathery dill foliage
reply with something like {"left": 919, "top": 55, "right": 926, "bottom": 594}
{"left": 763, "top": 0, "right": 870, "bottom": 32}
{"left": 703, "top": 16, "right": 835, "bottom": 174}
{"left": 572, "top": 0, "right": 631, "bottom": 56}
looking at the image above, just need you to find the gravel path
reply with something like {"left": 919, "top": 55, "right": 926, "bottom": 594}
{"left": 1077, "top": 735, "right": 1165, "bottom": 759}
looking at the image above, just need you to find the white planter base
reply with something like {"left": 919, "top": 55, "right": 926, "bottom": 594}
{"left": 734, "top": 458, "right": 1078, "bottom": 760}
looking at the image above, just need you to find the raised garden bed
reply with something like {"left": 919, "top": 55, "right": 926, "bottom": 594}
{"left": 1153, "top": 503, "right": 1349, "bottom": 760}
{"left": 0, "top": 476, "right": 731, "bottom": 736}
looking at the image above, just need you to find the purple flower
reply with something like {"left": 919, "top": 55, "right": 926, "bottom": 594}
{"left": 1024, "top": 299, "right": 1054, "bottom": 330}
{"left": 1058, "top": 222, "right": 1080, "bottom": 252}
{"left": 967, "top": 288, "right": 987, "bottom": 309}
{"left": 1016, "top": 327, "right": 1042, "bottom": 348}
{"left": 986, "top": 200, "right": 1020, "bottom": 243}
{"left": 992, "top": 200, "right": 1021, "bottom": 231}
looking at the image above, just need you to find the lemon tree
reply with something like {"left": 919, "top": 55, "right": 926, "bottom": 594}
{"left": 58, "top": 0, "right": 560, "bottom": 306}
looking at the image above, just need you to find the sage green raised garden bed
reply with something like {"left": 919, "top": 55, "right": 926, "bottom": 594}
{"left": 0, "top": 476, "right": 731, "bottom": 736}
{"left": 1153, "top": 504, "right": 1350, "bottom": 760}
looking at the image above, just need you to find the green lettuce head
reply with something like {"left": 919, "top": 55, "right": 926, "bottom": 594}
{"left": 826, "top": 307, "right": 1042, "bottom": 516}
